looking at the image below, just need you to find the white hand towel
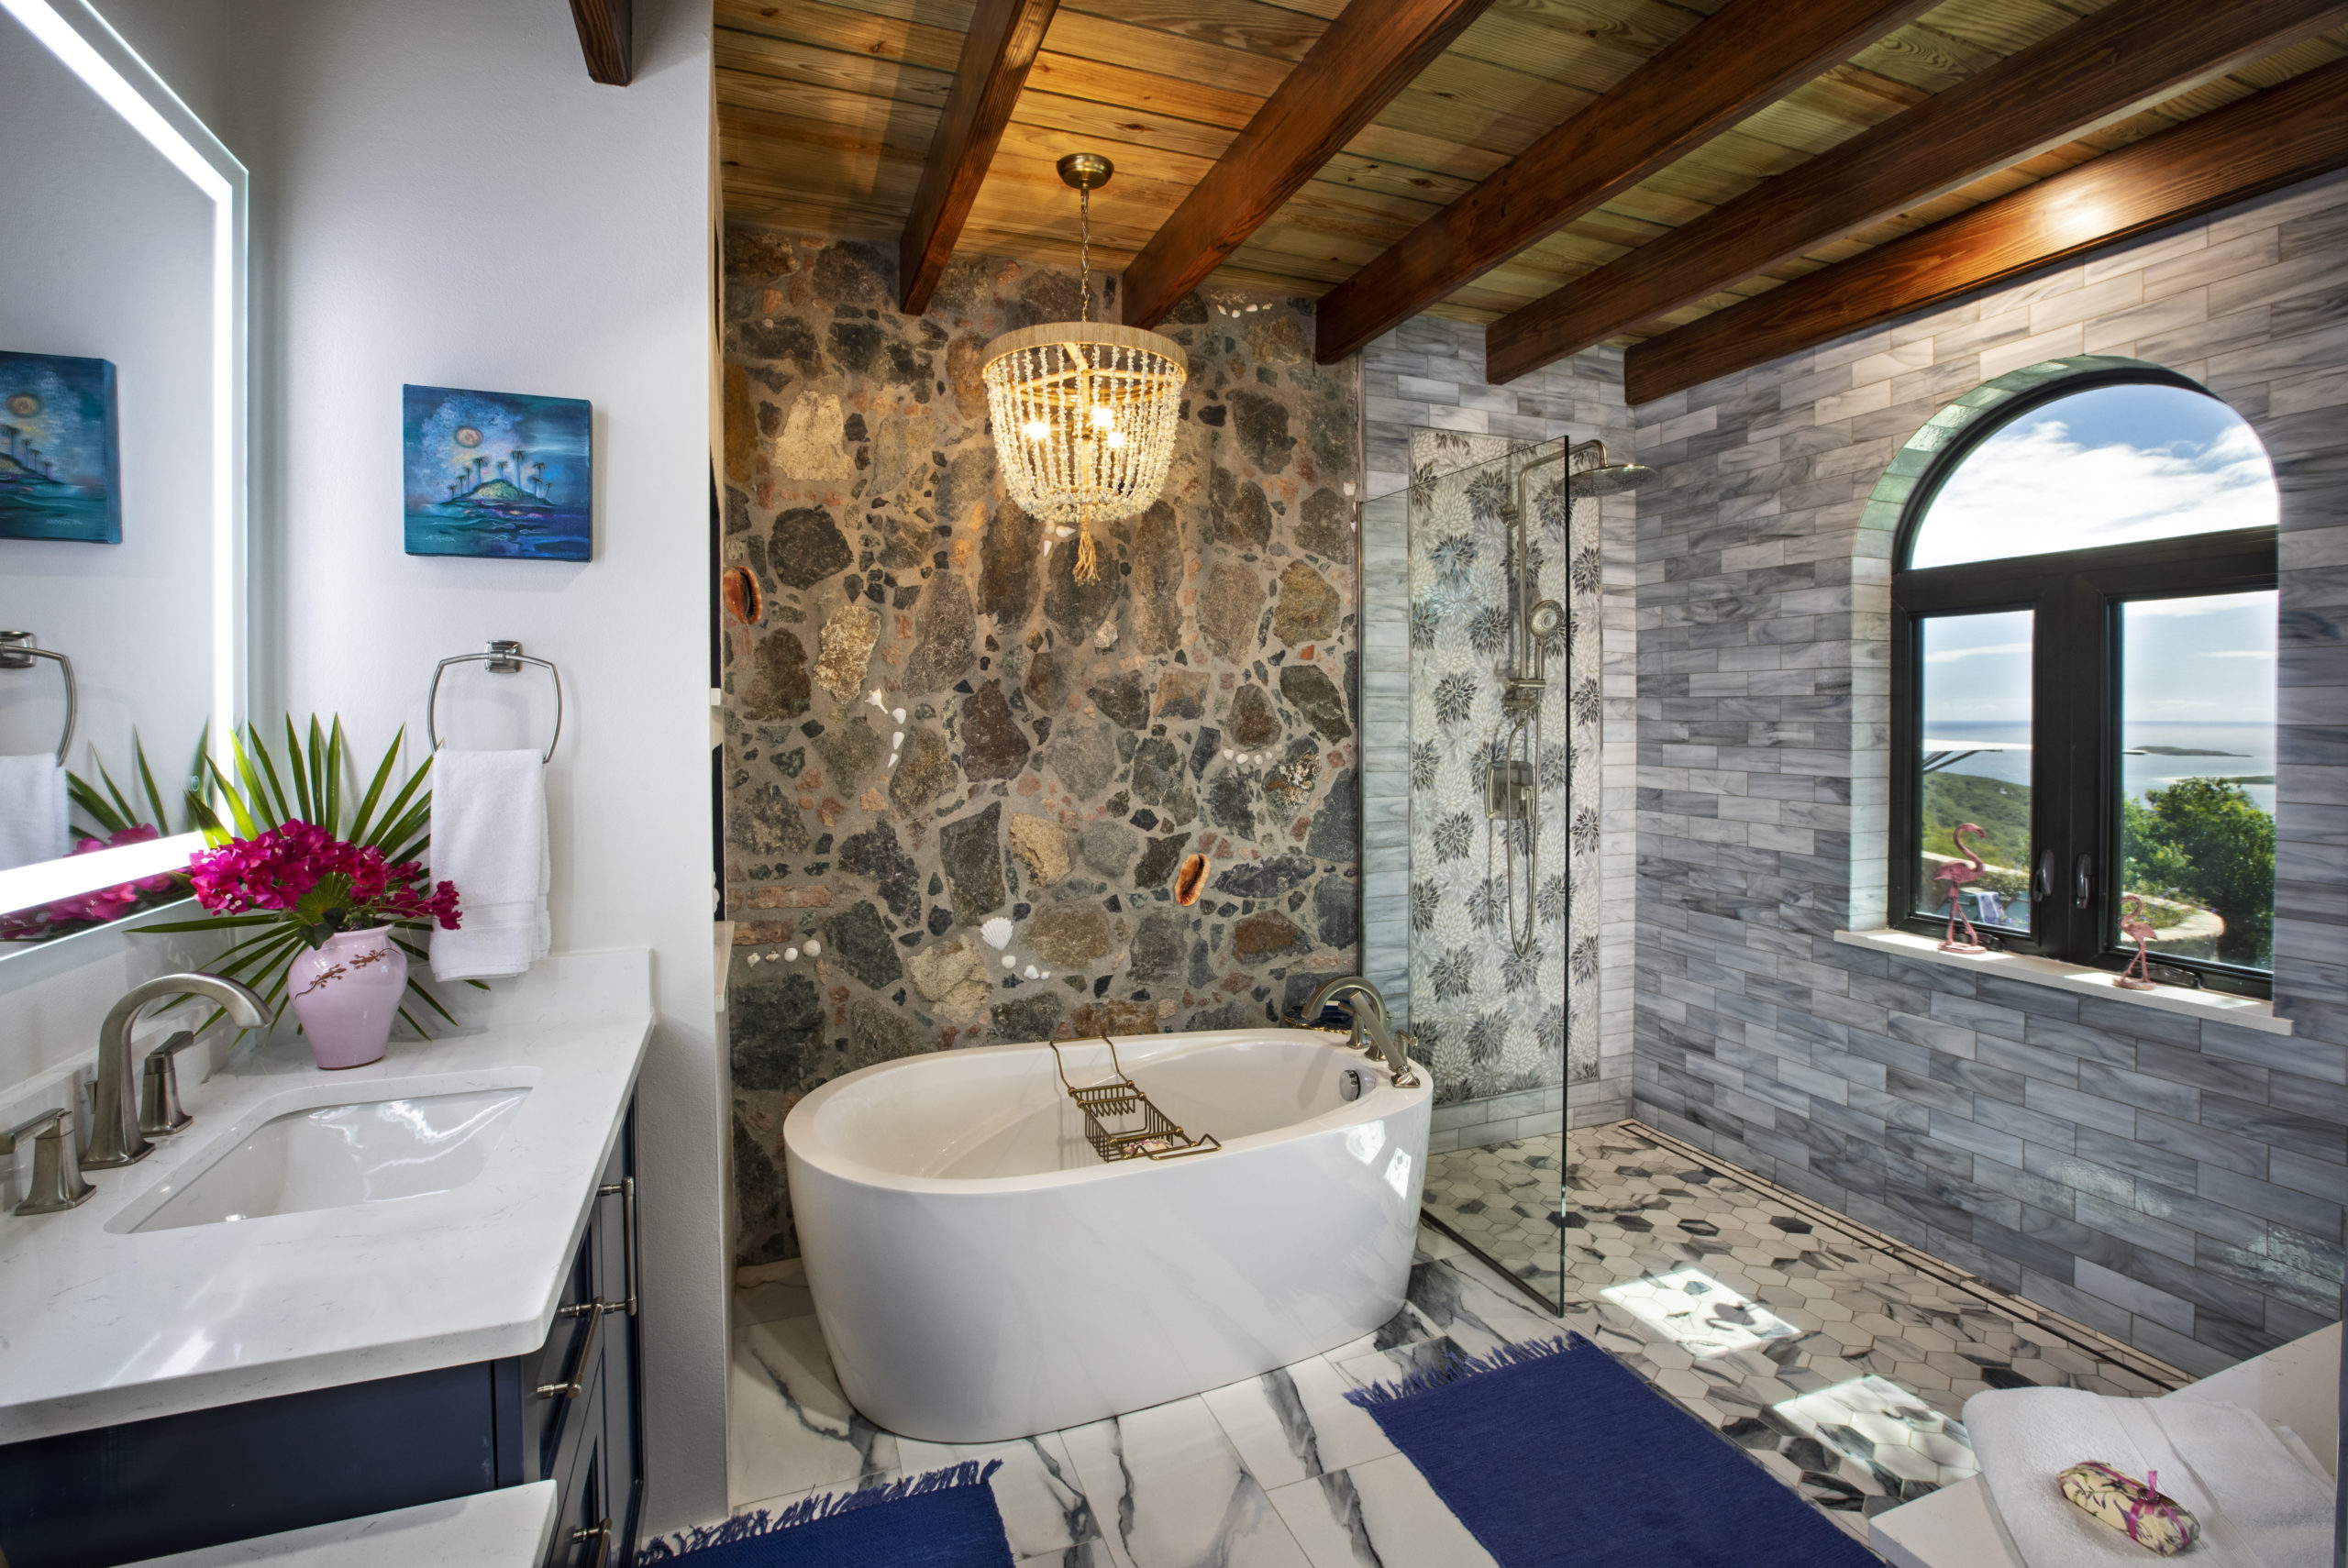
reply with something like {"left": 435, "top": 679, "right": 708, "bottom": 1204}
{"left": 2149, "top": 1397, "right": 2332, "bottom": 1564}
{"left": 0, "top": 754, "right": 69, "bottom": 874}
{"left": 1965, "top": 1384, "right": 2332, "bottom": 1568}
{"left": 428, "top": 748, "right": 550, "bottom": 981}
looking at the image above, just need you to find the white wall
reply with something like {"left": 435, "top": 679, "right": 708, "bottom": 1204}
{"left": 224, "top": 0, "right": 725, "bottom": 1529}
{"left": 86, "top": 0, "right": 230, "bottom": 132}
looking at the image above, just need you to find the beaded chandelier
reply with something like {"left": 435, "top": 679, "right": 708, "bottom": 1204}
{"left": 982, "top": 154, "right": 1187, "bottom": 584}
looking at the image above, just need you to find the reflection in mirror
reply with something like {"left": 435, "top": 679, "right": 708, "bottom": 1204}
{"left": 0, "top": 0, "right": 245, "bottom": 951}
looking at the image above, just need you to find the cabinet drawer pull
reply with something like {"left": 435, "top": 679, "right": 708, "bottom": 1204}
{"left": 600, "top": 1176, "right": 638, "bottom": 1317}
{"left": 534, "top": 1299, "right": 609, "bottom": 1399}
{"left": 570, "top": 1518, "right": 610, "bottom": 1568}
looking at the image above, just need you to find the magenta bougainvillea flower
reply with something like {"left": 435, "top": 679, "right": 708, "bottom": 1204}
{"left": 190, "top": 820, "right": 461, "bottom": 931}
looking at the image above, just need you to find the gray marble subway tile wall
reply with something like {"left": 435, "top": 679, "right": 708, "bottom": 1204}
{"left": 1361, "top": 315, "right": 1640, "bottom": 1128}
{"left": 1630, "top": 169, "right": 2348, "bottom": 1373}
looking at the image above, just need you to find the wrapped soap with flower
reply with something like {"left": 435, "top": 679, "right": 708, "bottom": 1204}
{"left": 147, "top": 718, "right": 470, "bottom": 1070}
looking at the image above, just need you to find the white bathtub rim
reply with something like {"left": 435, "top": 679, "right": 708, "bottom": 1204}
{"left": 783, "top": 1027, "right": 1428, "bottom": 1198}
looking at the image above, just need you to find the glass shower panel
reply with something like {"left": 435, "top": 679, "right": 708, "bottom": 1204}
{"left": 1395, "top": 434, "right": 1601, "bottom": 1312}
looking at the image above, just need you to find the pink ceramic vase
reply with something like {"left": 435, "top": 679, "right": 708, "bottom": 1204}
{"left": 286, "top": 925, "right": 407, "bottom": 1069}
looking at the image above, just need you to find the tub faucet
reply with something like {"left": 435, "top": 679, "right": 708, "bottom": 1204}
{"left": 84, "top": 973, "right": 271, "bottom": 1170}
{"left": 1299, "top": 976, "right": 1419, "bottom": 1088}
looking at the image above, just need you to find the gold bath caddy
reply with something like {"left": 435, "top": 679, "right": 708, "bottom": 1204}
{"left": 1050, "top": 1036, "right": 1223, "bottom": 1163}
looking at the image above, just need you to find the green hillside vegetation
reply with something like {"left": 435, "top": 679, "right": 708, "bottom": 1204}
{"left": 1921, "top": 771, "right": 2030, "bottom": 870}
{"left": 2124, "top": 778, "right": 2274, "bottom": 967}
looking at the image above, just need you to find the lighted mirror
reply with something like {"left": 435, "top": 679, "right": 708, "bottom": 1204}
{"left": 0, "top": 0, "right": 246, "bottom": 952}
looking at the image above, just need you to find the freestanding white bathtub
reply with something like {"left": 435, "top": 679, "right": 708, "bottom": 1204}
{"left": 783, "top": 1026, "right": 1431, "bottom": 1441}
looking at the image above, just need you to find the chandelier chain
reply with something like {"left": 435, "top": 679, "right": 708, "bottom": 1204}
{"left": 1079, "top": 185, "right": 1091, "bottom": 324}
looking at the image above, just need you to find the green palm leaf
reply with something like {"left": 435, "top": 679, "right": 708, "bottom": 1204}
{"left": 323, "top": 717, "right": 346, "bottom": 836}
{"left": 284, "top": 716, "right": 315, "bottom": 823}
{"left": 133, "top": 733, "right": 175, "bottom": 834}
{"left": 345, "top": 726, "right": 405, "bottom": 845}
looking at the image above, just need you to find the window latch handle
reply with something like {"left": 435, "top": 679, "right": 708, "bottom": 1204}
{"left": 2035, "top": 850, "right": 2055, "bottom": 902}
{"left": 2073, "top": 853, "right": 2094, "bottom": 911}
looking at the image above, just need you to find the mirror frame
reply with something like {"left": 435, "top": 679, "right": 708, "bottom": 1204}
{"left": 0, "top": 0, "right": 247, "bottom": 923}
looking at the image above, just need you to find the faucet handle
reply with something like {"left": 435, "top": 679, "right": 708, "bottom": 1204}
{"left": 138, "top": 1032, "right": 201, "bottom": 1137}
{"left": 3, "top": 1109, "right": 95, "bottom": 1216}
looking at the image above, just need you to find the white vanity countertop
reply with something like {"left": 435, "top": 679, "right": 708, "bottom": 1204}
{"left": 123, "top": 1482, "right": 559, "bottom": 1566}
{"left": 0, "top": 950, "right": 653, "bottom": 1442}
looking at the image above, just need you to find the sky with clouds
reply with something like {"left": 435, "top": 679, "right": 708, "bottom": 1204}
{"left": 1914, "top": 385, "right": 2277, "bottom": 727}
{"left": 1912, "top": 383, "right": 2277, "bottom": 569}
{"left": 1922, "top": 592, "right": 2276, "bottom": 727}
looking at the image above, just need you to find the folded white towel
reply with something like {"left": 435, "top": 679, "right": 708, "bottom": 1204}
{"left": 427, "top": 748, "right": 550, "bottom": 982}
{"left": 2149, "top": 1397, "right": 2331, "bottom": 1565}
{"left": 1965, "top": 1384, "right": 2332, "bottom": 1568}
{"left": 0, "top": 754, "right": 69, "bottom": 875}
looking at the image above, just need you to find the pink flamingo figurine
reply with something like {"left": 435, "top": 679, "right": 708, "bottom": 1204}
{"left": 2115, "top": 896, "right": 2158, "bottom": 989}
{"left": 1933, "top": 823, "right": 1989, "bottom": 954}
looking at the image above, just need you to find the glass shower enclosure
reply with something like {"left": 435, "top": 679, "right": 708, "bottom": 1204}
{"left": 1363, "top": 433, "right": 1610, "bottom": 1312}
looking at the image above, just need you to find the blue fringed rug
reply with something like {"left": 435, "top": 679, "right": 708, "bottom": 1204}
{"left": 1344, "top": 1334, "right": 1880, "bottom": 1568}
{"left": 639, "top": 1462, "right": 1014, "bottom": 1567}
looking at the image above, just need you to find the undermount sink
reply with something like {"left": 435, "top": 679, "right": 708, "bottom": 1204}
{"left": 127, "top": 1085, "right": 531, "bottom": 1232}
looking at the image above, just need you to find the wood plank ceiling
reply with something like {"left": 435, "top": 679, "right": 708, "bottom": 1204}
{"left": 715, "top": 0, "right": 2348, "bottom": 388}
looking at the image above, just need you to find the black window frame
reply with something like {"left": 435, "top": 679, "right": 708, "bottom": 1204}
{"left": 1888, "top": 369, "right": 2279, "bottom": 997}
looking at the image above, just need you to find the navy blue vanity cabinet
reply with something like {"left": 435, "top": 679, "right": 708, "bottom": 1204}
{"left": 502, "top": 1102, "right": 644, "bottom": 1568}
{"left": 0, "top": 1101, "right": 644, "bottom": 1568}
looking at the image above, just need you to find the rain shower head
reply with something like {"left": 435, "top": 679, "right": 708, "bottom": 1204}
{"left": 1567, "top": 461, "right": 1655, "bottom": 498}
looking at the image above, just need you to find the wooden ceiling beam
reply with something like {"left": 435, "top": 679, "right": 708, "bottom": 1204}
{"left": 1120, "top": 0, "right": 1495, "bottom": 330}
{"left": 1486, "top": 0, "right": 2348, "bottom": 385}
{"left": 897, "top": 0, "right": 1061, "bottom": 315}
{"left": 1312, "top": 0, "right": 1939, "bottom": 366}
{"left": 1623, "top": 54, "right": 2348, "bottom": 404}
{"left": 568, "top": 0, "right": 632, "bottom": 85}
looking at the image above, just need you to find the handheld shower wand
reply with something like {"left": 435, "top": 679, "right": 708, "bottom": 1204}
{"left": 1488, "top": 440, "right": 1653, "bottom": 955}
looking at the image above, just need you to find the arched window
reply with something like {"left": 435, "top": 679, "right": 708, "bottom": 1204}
{"left": 1890, "top": 366, "right": 2279, "bottom": 993}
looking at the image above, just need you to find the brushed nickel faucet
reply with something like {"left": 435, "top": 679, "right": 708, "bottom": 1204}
{"left": 84, "top": 974, "right": 271, "bottom": 1170}
{"left": 2, "top": 1108, "right": 94, "bottom": 1214}
{"left": 1299, "top": 976, "right": 1420, "bottom": 1088}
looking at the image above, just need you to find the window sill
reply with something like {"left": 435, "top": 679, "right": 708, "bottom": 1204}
{"left": 1831, "top": 928, "right": 2291, "bottom": 1036}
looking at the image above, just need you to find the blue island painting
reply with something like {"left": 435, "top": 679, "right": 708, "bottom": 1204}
{"left": 403, "top": 383, "right": 591, "bottom": 560}
{"left": 0, "top": 351, "right": 121, "bottom": 544}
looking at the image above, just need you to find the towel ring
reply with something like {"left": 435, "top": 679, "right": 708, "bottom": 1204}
{"left": 427, "top": 639, "right": 561, "bottom": 763}
{"left": 0, "top": 633, "right": 76, "bottom": 765}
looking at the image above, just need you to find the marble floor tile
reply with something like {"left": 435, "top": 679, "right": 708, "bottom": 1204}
{"left": 1200, "top": 1354, "right": 1398, "bottom": 1489}
{"left": 1420, "top": 1135, "right": 1564, "bottom": 1306}
{"left": 1060, "top": 1396, "right": 1314, "bottom": 1568}
{"left": 1398, "top": 1256, "right": 1567, "bottom": 1361}
{"left": 1599, "top": 1264, "right": 1801, "bottom": 1356}
{"left": 727, "top": 1315, "right": 899, "bottom": 1507}
{"left": 735, "top": 1257, "right": 814, "bottom": 1326}
{"left": 1320, "top": 1297, "right": 1443, "bottom": 1366}
{"left": 893, "top": 1429, "right": 1105, "bottom": 1562}
{"left": 1266, "top": 1453, "right": 1501, "bottom": 1568}
{"left": 1016, "top": 1543, "right": 1124, "bottom": 1568}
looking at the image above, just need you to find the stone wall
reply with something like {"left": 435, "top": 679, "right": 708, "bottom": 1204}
{"left": 1361, "top": 317, "right": 1640, "bottom": 1136}
{"left": 719, "top": 229, "right": 1363, "bottom": 1264}
{"left": 1631, "top": 170, "right": 2348, "bottom": 1374}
